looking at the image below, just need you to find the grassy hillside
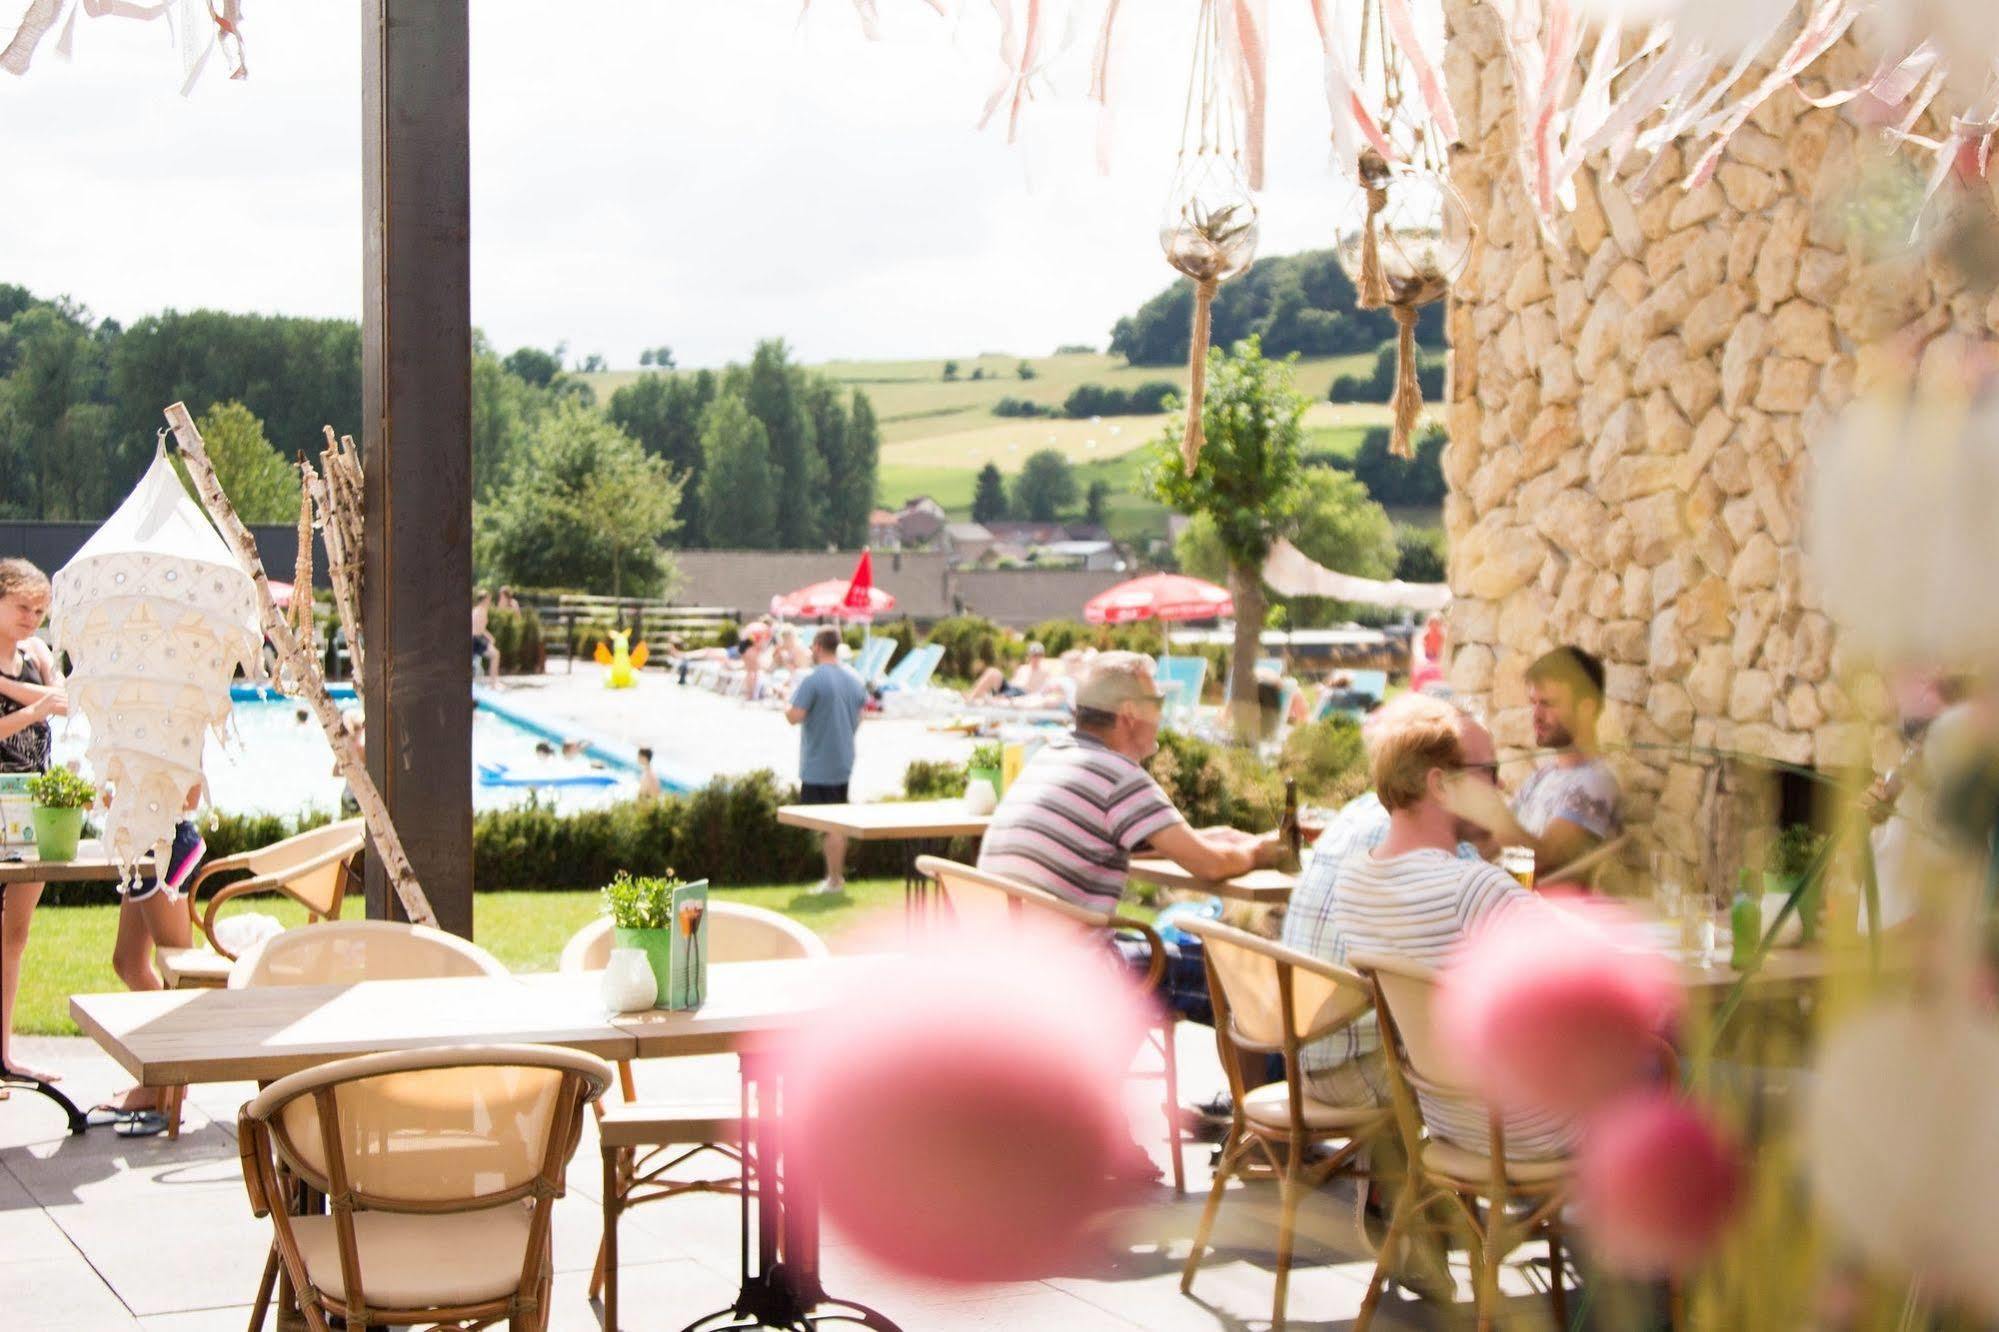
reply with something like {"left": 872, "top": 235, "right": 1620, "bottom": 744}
{"left": 578, "top": 350, "right": 1415, "bottom": 549}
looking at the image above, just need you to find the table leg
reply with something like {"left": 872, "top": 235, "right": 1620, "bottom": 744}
{"left": 0, "top": 880, "right": 87, "bottom": 1135}
{"left": 678, "top": 1051, "right": 902, "bottom": 1332}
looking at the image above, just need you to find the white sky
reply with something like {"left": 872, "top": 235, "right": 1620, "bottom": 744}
{"left": 1, "top": 1, "right": 1359, "bottom": 369}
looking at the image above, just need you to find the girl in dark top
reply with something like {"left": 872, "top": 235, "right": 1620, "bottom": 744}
{"left": 0, "top": 560, "right": 66, "bottom": 1087}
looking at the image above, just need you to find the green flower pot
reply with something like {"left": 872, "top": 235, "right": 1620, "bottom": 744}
{"left": 968, "top": 766, "right": 1003, "bottom": 799}
{"left": 31, "top": 806, "right": 83, "bottom": 862}
{"left": 613, "top": 926, "right": 674, "bottom": 1007}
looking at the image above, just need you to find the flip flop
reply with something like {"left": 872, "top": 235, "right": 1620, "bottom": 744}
{"left": 85, "top": 1103, "right": 131, "bottom": 1128}
{"left": 113, "top": 1109, "right": 168, "bottom": 1138}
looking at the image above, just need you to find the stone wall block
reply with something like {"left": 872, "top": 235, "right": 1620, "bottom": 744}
{"left": 1682, "top": 576, "right": 1735, "bottom": 642}
{"left": 1626, "top": 492, "right": 1684, "bottom": 566}
{"left": 1583, "top": 238, "right": 1622, "bottom": 300}
{"left": 1680, "top": 408, "right": 1733, "bottom": 488}
{"left": 1645, "top": 229, "right": 1701, "bottom": 285}
{"left": 1607, "top": 662, "right": 1648, "bottom": 705}
{"left": 1687, "top": 646, "right": 1731, "bottom": 715}
{"left": 1587, "top": 400, "right": 1644, "bottom": 485}
{"left": 1642, "top": 392, "right": 1693, "bottom": 455}
{"left": 1717, "top": 163, "right": 1780, "bottom": 214}
{"left": 1603, "top": 618, "right": 1647, "bottom": 663}
{"left": 1754, "top": 358, "right": 1819, "bottom": 414}
{"left": 1554, "top": 279, "right": 1590, "bottom": 335}
{"left": 1621, "top": 566, "right": 1651, "bottom": 619}
{"left": 1754, "top": 201, "right": 1810, "bottom": 311}
{"left": 1465, "top": 526, "right": 1549, "bottom": 600}
{"left": 1630, "top": 335, "right": 1681, "bottom": 394}
{"left": 1504, "top": 252, "right": 1552, "bottom": 310}
{"left": 1685, "top": 229, "right": 1733, "bottom": 293}
{"left": 1835, "top": 259, "right": 1929, "bottom": 341}
{"left": 1648, "top": 682, "right": 1696, "bottom": 739}
{"left": 1588, "top": 570, "right": 1623, "bottom": 621}
{"left": 1648, "top": 605, "right": 1688, "bottom": 675}
{"left": 1730, "top": 531, "right": 1781, "bottom": 594}
{"left": 1748, "top": 453, "right": 1798, "bottom": 544}
{"left": 1576, "top": 289, "right": 1631, "bottom": 375}
{"left": 1771, "top": 299, "right": 1836, "bottom": 362}
{"left": 1532, "top": 486, "right": 1611, "bottom": 558}
{"left": 1726, "top": 214, "right": 1770, "bottom": 287}
{"left": 1668, "top": 359, "right": 1722, "bottom": 421}
{"left": 1720, "top": 313, "right": 1771, "bottom": 413}
{"left": 1470, "top": 447, "right": 1524, "bottom": 516}
{"left": 1451, "top": 643, "right": 1497, "bottom": 694}
{"left": 1721, "top": 496, "right": 1761, "bottom": 546}
{"left": 1709, "top": 443, "right": 1753, "bottom": 496}
{"left": 1600, "top": 455, "right": 1682, "bottom": 505}
{"left": 1577, "top": 359, "right": 1631, "bottom": 437}
{"left": 1451, "top": 598, "right": 1499, "bottom": 644}
{"left": 1729, "top": 670, "right": 1776, "bottom": 722}
{"left": 1685, "top": 287, "right": 1752, "bottom": 357}
{"left": 1795, "top": 246, "right": 1845, "bottom": 305}
{"left": 1521, "top": 404, "right": 1580, "bottom": 478}
{"left": 1732, "top": 592, "right": 1779, "bottom": 668}
{"left": 1668, "top": 179, "right": 1726, "bottom": 231}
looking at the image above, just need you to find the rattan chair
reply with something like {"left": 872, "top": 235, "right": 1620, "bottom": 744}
{"left": 156, "top": 819, "right": 367, "bottom": 989}
{"left": 228, "top": 918, "right": 509, "bottom": 989}
{"left": 561, "top": 904, "right": 829, "bottom": 1330}
{"left": 1348, "top": 952, "right": 1576, "bottom": 1332}
{"left": 915, "top": 855, "right": 1188, "bottom": 1194}
{"left": 238, "top": 1043, "right": 610, "bottom": 1332}
{"left": 1176, "top": 918, "right": 1388, "bottom": 1331}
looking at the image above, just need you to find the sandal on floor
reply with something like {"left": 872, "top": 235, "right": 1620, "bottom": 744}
{"left": 85, "top": 1103, "right": 132, "bottom": 1128}
{"left": 113, "top": 1109, "right": 168, "bottom": 1138}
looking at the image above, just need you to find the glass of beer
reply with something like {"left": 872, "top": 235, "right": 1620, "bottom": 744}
{"left": 1500, "top": 845, "right": 1535, "bottom": 888}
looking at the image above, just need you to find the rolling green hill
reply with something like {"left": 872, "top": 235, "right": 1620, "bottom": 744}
{"left": 579, "top": 350, "right": 1402, "bottom": 548}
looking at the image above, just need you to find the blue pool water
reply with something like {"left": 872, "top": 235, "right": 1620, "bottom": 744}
{"left": 49, "top": 694, "right": 651, "bottom": 818}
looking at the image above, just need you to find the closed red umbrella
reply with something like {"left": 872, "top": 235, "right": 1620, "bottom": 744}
{"left": 1083, "top": 573, "right": 1232, "bottom": 625}
{"left": 842, "top": 549, "right": 877, "bottom": 616}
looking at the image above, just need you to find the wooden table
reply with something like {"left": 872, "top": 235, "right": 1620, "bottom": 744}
{"left": 1125, "top": 856, "right": 1298, "bottom": 905}
{"left": 71, "top": 957, "right": 900, "bottom": 1332}
{"left": 777, "top": 799, "right": 991, "bottom": 916}
{"left": 1, "top": 839, "right": 148, "bottom": 1134}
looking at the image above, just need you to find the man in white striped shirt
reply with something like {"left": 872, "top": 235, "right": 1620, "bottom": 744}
{"left": 1305, "top": 693, "right": 1571, "bottom": 1159}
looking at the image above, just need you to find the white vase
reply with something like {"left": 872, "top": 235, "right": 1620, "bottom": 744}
{"left": 964, "top": 778, "right": 998, "bottom": 815}
{"left": 600, "top": 947, "right": 658, "bottom": 1013}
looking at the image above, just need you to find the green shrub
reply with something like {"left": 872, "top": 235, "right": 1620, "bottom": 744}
{"left": 1146, "top": 729, "right": 1281, "bottom": 832}
{"left": 924, "top": 615, "right": 1016, "bottom": 681}
{"left": 486, "top": 607, "right": 546, "bottom": 674}
{"left": 1279, "top": 716, "right": 1370, "bottom": 804}
{"left": 25, "top": 767, "right": 95, "bottom": 808}
{"left": 902, "top": 758, "right": 969, "bottom": 799}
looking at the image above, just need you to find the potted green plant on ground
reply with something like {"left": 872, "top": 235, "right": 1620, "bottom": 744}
{"left": 25, "top": 767, "right": 95, "bottom": 862}
{"left": 603, "top": 869, "right": 688, "bottom": 1006}
{"left": 966, "top": 740, "right": 1004, "bottom": 813}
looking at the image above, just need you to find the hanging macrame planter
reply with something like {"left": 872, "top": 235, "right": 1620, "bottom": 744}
{"left": 1160, "top": 0, "right": 1259, "bottom": 474}
{"left": 1336, "top": 148, "right": 1470, "bottom": 457}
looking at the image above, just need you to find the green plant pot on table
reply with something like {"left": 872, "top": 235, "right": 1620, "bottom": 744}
{"left": 966, "top": 740, "right": 1005, "bottom": 812}
{"left": 24, "top": 767, "right": 95, "bottom": 862}
{"left": 602, "top": 869, "right": 710, "bottom": 1009}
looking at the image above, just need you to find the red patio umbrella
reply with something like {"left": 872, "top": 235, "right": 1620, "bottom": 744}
{"left": 842, "top": 549, "right": 878, "bottom": 616}
{"left": 1083, "top": 572, "right": 1232, "bottom": 625}
{"left": 772, "top": 551, "right": 897, "bottom": 621}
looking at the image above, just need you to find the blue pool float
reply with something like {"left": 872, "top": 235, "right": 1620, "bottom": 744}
{"left": 476, "top": 762, "right": 620, "bottom": 789}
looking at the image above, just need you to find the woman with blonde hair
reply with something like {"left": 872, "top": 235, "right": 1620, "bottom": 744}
{"left": 0, "top": 559, "right": 66, "bottom": 1092}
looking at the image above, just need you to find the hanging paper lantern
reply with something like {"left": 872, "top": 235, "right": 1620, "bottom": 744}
{"left": 1160, "top": 0, "right": 1260, "bottom": 474}
{"left": 49, "top": 447, "right": 260, "bottom": 883}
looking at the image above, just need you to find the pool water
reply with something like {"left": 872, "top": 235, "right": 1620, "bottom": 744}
{"left": 49, "top": 698, "right": 638, "bottom": 819}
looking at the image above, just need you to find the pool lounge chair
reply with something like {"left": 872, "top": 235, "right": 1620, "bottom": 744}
{"left": 1153, "top": 656, "right": 1209, "bottom": 729}
{"left": 853, "top": 636, "right": 895, "bottom": 686}
{"left": 1311, "top": 668, "right": 1391, "bottom": 724}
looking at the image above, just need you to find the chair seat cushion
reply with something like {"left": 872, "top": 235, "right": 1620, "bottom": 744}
{"left": 291, "top": 1204, "right": 533, "bottom": 1309}
{"left": 1239, "top": 1081, "right": 1386, "bottom": 1134}
{"left": 157, "top": 947, "right": 232, "bottom": 986}
{"left": 598, "top": 1101, "right": 740, "bottom": 1148}
{"left": 1421, "top": 1138, "right": 1571, "bottom": 1189}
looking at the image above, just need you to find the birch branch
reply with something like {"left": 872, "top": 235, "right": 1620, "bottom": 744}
{"left": 164, "top": 400, "right": 438, "bottom": 929}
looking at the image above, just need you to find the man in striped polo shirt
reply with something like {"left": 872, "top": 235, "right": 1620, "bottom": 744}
{"left": 977, "top": 652, "right": 1289, "bottom": 914}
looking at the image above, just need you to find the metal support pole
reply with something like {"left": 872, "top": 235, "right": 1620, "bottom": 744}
{"left": 360, "top": 0, "right": 474, "bottom": 937}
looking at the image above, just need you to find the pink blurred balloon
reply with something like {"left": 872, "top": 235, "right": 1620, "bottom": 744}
{"left": 1578, "top": 1092, "right": 1743, "bottom": 1275}
{"left": 783, "top": 922, "right": 1151, "bottom": 1283}
{"left": 1438, "top": 895, "right": 1682, "bottom": 1116}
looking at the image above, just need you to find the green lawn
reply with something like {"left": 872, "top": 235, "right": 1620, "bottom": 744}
{"left": 15, "top": 881, "right": 917, "bottom": 1037}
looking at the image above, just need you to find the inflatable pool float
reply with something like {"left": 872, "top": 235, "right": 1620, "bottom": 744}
{"left": 477, "top": 762, "right": 620, "bottom": 789}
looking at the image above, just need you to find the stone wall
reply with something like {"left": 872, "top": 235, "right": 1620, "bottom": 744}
{"left": 1437, "top": 3, "right": 1962, "bottom": 877}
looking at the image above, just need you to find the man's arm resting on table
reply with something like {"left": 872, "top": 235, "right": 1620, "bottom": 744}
{"left": 1147, "top": 822, "right": 1282, "bottom": 882}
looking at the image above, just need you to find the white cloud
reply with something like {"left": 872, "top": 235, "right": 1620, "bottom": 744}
{"left": 1, "top": 0, "right": 1357, "bottom": 368}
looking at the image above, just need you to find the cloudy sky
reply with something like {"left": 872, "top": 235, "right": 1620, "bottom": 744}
{"left": 2, "top": 1, "right": 1359, "bottom": 369}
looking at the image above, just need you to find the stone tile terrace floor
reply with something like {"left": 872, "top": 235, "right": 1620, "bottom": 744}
{"left": 0, "top": 1025, "right": 1578, "bottom": 1331}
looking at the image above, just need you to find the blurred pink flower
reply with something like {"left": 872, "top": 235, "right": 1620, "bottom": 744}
{"left": 1438, "top": 895, "right": 1683, "bottom": 1115}
{"left": 1578, "top": 1092, "right": 1743, "bottom": 1276}
{"left": 782, "top": 920, "right": 1150, "bottom": 1283}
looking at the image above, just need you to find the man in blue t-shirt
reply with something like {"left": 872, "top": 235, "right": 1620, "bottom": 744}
{"left": 785, "top": 627, "right": 868, "bottom": 894}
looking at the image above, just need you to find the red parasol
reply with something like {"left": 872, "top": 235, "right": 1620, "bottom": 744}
{"left": 842, "top": 549, "right": 877, "bottom": 616}
{"left": 1083, "top": 573, "right": 1232, "bottom": 625}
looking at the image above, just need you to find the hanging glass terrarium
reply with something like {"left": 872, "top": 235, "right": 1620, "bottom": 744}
{"left": 1161, "top": 0, "right": 1259, "bottom": 473}
{"left": 1332, "top": 0, "right": 1473, "bottom": 456}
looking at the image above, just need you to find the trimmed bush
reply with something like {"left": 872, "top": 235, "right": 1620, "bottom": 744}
{"left": 486, "top": 607, "right": 546, "bottom": 674}
{"left": 902, "top": 759, "right": 969, "bottom": 800}
{"left": 1146, "top": 729, "right": 1283, "bottom": 832}
{"left": 1278, "top": 715, "right": 1370, "bottom": 804}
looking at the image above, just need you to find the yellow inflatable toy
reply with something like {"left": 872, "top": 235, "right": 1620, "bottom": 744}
{"left": 594, "top": 629, "right": 648, "bottom": 688}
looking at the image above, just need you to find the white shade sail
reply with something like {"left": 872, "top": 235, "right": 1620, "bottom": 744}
{"left": 50, "top": 449, "right": 261, "bottom": 884}
{"left": 1261, "top": 538, "right": 1452, "bottom": 613}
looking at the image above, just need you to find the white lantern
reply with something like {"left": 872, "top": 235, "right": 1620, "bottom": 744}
{"left": 49, "top": 448, "right": 261, "bottom": 884}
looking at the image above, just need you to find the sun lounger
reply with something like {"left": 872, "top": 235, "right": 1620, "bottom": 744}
{"left": 854, "top": 636, "right": 895, "bottom": 686}
{"left": 1153, "top": 655, "right": 1208, "bottom": 729}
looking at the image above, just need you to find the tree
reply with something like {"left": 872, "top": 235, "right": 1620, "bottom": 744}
{"left": 607, "top": 369, "right": 714, "bottom": 542}
{"left": 503, "top": 346, "right": 562, "bottom": 388}
{"left": 1017, "top": 360, "right": 1036, "bottom": 380}
{"left": 1013, "top": 449, "right": 1078, "bottom": 522}
{"left": 480, "top": 402, "right": 680, "bottom": 595}
{"left": 972, "top": 462, "right": 1009, "bottom": 524}
{"left": 1149, "top": 336, "right": 1306, "bottom": 737}
{"left": 739, "top": 339, "right": 822, "bottom": 547}
{"left": 942, "top": 360, "right": 959, "bottom": 381}
{"left": 193, "top": 400, "right": 299, "bottom": 523}
{"left": 639, "top": 350, "right": 653, "bottom": 367}
{"left": 1085, "top": 479, "right": 1110, "bottom": 527}
{"left": 3, "top": 301, "right": 127, "bottom": 519}
{"left": 841, "top": 389, "right": 881, "bottom": 546}
{"left": 580, "top": 352, "right": 607, "bottom": 374}
{"left": 803, "top": 376, "right": 853, "bottom": 546}
{"left": 471, "top": 336, "right": 552, "bottom": 499}
{"left": 1395, "top": 525, "right": 1448, "bottom": 583}
{"left": 651, "top": 346, "right": 676, "bottom": 370}
{"left": 697, "top": 390, "right": 777, "bottom": 549}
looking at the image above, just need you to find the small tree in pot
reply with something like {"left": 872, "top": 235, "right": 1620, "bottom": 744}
{"left": 25, "top": 767, "right": 96, "bottom": 862}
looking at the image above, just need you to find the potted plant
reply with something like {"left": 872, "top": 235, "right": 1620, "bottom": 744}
{"left": 1764, "top": 824, "right": 1828, "bottom": 944}
{"left": 602, "top": 869, "right": 687, "bottom": 1007}
{"left": 966, "top": 740, "right": 1004, "bottom": 813}
{"left": 25, "top": 767, "right": 95, "bottom": 862}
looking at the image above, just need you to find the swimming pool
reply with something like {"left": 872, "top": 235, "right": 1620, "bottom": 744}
{"left": 49, "top": 692, "right": 655, "bottom": 819}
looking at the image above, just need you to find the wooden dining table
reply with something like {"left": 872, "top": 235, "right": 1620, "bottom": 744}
{"left": 70, "top": 955, "right": 902, "bottom": 1332}
{"left": 1124, "top": 855, "right": 1299, "bottom": 905}
{"left": 777, "top": 798, "right": 991, "bottom": 917}
{"left": 2, "top": 839, "right": 153, "bottom": 1134}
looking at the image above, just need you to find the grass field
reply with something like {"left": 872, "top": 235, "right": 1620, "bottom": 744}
{"left": 579, "top": 349, "right": 1422, "bottom": 549}
{"left": 16, "top": 881, "right": 913, "bottom": 1037}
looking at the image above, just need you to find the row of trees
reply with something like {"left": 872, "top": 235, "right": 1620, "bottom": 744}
{"left": 1108, "top": 250, "right": 1444, "bottom": 367}
{"left": 970, "top": 454, "right": 1111, "bottom": 526}
{"left": 601, "top": 340, "right": 879, "bottom": 551}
